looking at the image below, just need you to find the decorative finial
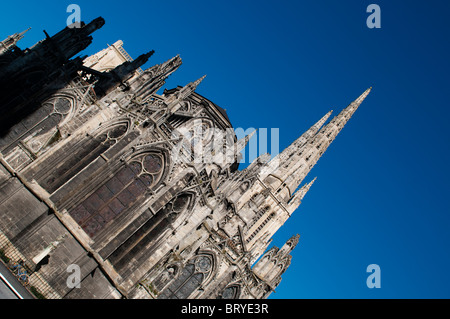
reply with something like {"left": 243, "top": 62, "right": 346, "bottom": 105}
{"left": 194, "top": 74, "right": 207, "bottom": 87}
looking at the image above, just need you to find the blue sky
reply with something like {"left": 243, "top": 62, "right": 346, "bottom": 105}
{"left": 1, "top": 0, "right": 449, "bottom": 298}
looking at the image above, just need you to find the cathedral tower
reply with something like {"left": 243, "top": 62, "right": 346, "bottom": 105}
{"left": 0, "top": 27, "right": 30, "bottom": 54}
{"left": 214, "top": 88, "right": 371, "bottom": 285}
{"left": 0, "top": 17, "right": 370, "bottom": 299}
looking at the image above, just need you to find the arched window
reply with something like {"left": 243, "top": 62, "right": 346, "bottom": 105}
{"left": 107, "top": 192, "right": 194, "bottom": 271}
{"left": 158, "top": 254, "right": 214, "bottom": 299}
{"left": 26, "top": 97, "right": 74, "bottom": 152}
{"left": 152, "top": 265, "right": 179, "bottom": 292}
{"left": 39, "top": 122, "right": 129, "bottom": 193}
{"left": 220, "top": 285, "right": 241, "bottom": 299}
{"left": 69, "top": 151, "right": 165, "bottom": 238}
{"left": 0, "top": 96, "right": 74, "bottom": 154}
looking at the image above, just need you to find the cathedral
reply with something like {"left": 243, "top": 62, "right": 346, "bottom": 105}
{"left": 0, "top": 17, "right": 370, "bottom": 299}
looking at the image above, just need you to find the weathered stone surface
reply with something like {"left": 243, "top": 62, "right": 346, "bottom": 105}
{"left": 0, "top": 19, "right": 369, "bottom": 299}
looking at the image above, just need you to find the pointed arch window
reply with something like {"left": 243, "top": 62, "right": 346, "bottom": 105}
{"left": 35, "top": 98, "right": 71, "bottom": 134}
{"left": 220, "top": 285, "right": 241, "bottom": 299}
{"left": 69, "top": 152, "right": 165, "bottom": 238}
{"left": 1, "top": 96, "right": 75, "bottom": 154}
{"left": 39, "top": 122, "right": 129, "bottom": 193}
{"left": 108, "top": 192, "right": 194, "bottom": 271}
{"left": 158, "top": 254, "right": 214, "bottom": 299}
{"left": 152, "top": 265, "right": 179, "bottom": 292}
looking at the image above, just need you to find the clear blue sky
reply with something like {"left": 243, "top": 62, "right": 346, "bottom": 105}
{"left": 2, "top": 0, "right": 449, "bottom": 299}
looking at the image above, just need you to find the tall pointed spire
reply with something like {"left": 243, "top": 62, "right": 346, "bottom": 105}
{"left": 149, "top": 76, "right": 207, "bottom": 125}
{"left": 278, "top": 110, "right": 333, "bottom": 163}
{"left": 287, "top": 177, "right": 316, "bottom": 214}
{"left": 0, "top": 27, "right": 31, "bottom": 54}
{"left": 237, "top": 152, "right": 272, "bottom": 181}
{"left": 284, "top": 88, "right": 371, "bottom": 198}
{"left": 278, "top": 234, "right": 300, "bottom": 256}
{"left": 179, "top": 75, "right": 206, "bottom": 100}
{"left": 17, "top": 27, "right": 31, "bottom": 39}
{"left": 235, "top": 129, "right": 257, "bottom": 160}
{"left": 252, "top": 234, "right": 300, "bottom": 289}
{"left": 89, "top": 50, "right": 155, "bottom": 98}
{"left": 133, "top": 54, "right": 183, "bottom": 98}
{"left": 167, "top": 75, "right": 206, "bottom": 110}
{"left": 261, "top": 88, "right": 371, "bottom": 203}
{"left": 260, "top": 110, "right": 333, "bottom": 179}
{"left": 355, "top": 87, "right": 372, "bottom": 104}
{"left": 131, "top": 50, "right": 155, "bottom": 68}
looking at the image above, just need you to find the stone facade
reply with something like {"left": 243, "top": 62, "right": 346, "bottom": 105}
{"left": 0, "top": 18, "right": 370, "bottom": 299}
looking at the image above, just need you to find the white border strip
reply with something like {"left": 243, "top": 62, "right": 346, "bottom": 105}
{"left": 0, "top": 272, "right": 24, "bottom": 299}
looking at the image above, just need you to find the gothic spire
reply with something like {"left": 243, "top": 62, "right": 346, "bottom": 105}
{"left": 278, "top": 234, "right": 300, "bottom": 256}
{"left": 148, "top": 75, "right": 207, "bottom": 125}
{"left": 90, "top": 50, "right": 155, "bottom": 98}
{"left": 261, "top": 88, "right": 371, "bottom": 203}
{"left": 133, "top": 54, "right": 183, "bottom": 98}
{"left": 17, "top": 27, "right": 32, "bottom": 39}
{"left": 288, "top": 88, "right": 371, "bottom": 197}
{"left": 12, "top": 27, "right": 31, "bottom": 44}
{"left": 252, "top": 234, "right": 300, "bottom": 289}
{"left": 277, "top": 111, "right": 333, "bottom": 163}
{"left": 260, "top": 110, "right": 333, "bottom": 179}
{"left": 154, "top": 54, "right": 182, "bottom": 78}
{"left": 234, "top": 129, "right": 257, "bottom": 162}
{"left": 167, "top": 75, "right": 206, "bottom": 110}
{"left": 132, "top": 50, "right": 155, "bottom": 68}
{"left": 286, "top": 177, "right": 316, "bottom": 214}
{"left": 180, "top": 75, "right": 206, "bottom": 99}
{"left": 0, "top": 27, "right": 31, "bottom": 54}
